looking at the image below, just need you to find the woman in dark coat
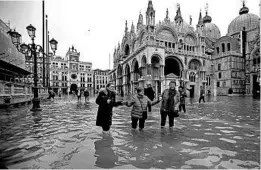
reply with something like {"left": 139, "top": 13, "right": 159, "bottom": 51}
{"left": 95, "top": 83, "right": 123, "bottom": 134}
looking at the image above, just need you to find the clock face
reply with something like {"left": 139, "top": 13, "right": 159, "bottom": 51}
{"left": 71, "top": 74, "right": 77, "bottom": 79}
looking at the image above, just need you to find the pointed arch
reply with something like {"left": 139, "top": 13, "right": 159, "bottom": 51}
{"left": 124, "top": 63, "right": 131, "bottom": 75}
{"left": 156, "top": 25, "right": 178, "bottom": 42}
{"left": 188, "top": 59, "right": 202, "bottom": 70}
{"left": 131, "top": 58, "right": 139, "bottom": 72}
{"left": 117, "top": 65, "right": 123, "bottom": 78}
{"left": 141, "top": 55, "right": 147, "bottom": 67}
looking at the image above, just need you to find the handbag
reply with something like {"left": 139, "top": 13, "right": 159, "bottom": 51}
{"left": 137, "top": 97, "right": 147, "bottom": 120}
{"left": 173, "top": 110, "right": 179, "bottom": 118}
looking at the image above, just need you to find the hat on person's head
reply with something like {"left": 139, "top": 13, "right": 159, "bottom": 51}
{"left": 136, "top": 86, "right": 144, "bottom": 93}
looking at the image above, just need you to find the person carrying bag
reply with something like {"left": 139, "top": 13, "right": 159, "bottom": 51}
{"left": 125, "top": 86, "right": 160, "bottom": 131}
{"left": 159, "top": 81, "right": 180, "bottom": 129}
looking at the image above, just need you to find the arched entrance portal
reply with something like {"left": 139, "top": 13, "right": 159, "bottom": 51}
{"left": 117, "top": 65, "right": 123, "bottom": 96}
{"left": 164, "top": 57, "right": 181, "bottom": 77}
{"left": 125, "top": 64, "right": 131, "bottom": 95}
{"left": 164, "top": 56, "right": 182, "bottom": 89}
{"left": 132, "top": 59, "right": 140, "bottom": 93}
{"left": 70, "top": 84, "right": 77, "bottom": 94}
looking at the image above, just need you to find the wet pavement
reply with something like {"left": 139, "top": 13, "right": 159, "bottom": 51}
{"left": 0, "top": 96, "right": 260, "bottom": 169}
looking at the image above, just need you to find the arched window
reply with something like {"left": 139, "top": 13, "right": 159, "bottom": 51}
{"left": 124, "top": 45, "right": 130, "bottom": 56}
{"left": 189, "top": 73, "right": 196, "bottom": 82}
{"left": 216, "top": 47, "right": 219, "bottom": 54}
{"left": 222, "top": 43, "right": 225, "bottom": 52}
{"left": 202, "top": 46, "right": 205, "bottom": 54}
{"left": 227, "top": 43, "right": 231, "bottom": 51}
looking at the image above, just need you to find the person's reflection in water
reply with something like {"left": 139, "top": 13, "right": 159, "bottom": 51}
{"left": 129, "top": 130, "right": 151, "bottom": 169}
{"left": 94, "top": 135, "right": 118, "bottom": 168}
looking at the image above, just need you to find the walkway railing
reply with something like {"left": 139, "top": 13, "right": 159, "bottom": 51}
{"left": 0, "top": 80, "right": 49, "bottom": 106}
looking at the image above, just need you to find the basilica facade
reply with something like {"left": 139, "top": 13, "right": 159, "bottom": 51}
{"left": 108, "top": 1, "right": 260, "bottom": 97}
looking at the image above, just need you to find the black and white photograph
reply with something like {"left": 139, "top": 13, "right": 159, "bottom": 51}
{"left": 0, "top": 0, "right": 260, "bottom": 169}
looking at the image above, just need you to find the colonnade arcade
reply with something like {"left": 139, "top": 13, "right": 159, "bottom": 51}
{"left": 115, "top": 55, "right": 186, "bottom": 95}
{"left": 113, "top": 55, "right": 207, "bottom": 97}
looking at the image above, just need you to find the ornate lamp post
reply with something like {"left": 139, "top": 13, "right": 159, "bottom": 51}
{"left": 8, "top": 24, "right": 58, "bottom": 111}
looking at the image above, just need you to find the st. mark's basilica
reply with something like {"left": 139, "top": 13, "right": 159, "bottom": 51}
{"left": 108, "top": 0, "right": 260, "bottom": 97}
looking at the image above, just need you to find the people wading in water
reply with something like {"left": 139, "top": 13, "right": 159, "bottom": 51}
{"left": 160, "top": 81, "right": 180, "bottom": 129}
{"left": 95, "top": 83, "right": 124, "bottom": 134}
{"left": 125, "top": 86, "right": 160, "bottom": 131}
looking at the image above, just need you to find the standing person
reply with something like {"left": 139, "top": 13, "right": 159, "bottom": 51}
{"left": 199, "top": 87, "right": 205, "bottom": 103}
{"left": 77, "top": 89, "right": 82, "bottom": 102}
{"left": 144, "top": 83, "right": 155, "bottom": 113}
{"left": 84, "top": 88, "right": 90, "bottom": 102}
{"left": 160, "top": 81, "right": 180, "bottom": 129}
{"left": 95, "top": 83, "right": 124, "bottom": 134}
{"left": 125, "top": 86, "right": 160, "bottom": 131}
{"left": 47, "top": 88, "right": 55, "bottom": 101}
{"left": 58, "top": 88, "right": 62, "bottom": 99}
{"left": 178, "top": 86, "right": 187, "bottom": 113}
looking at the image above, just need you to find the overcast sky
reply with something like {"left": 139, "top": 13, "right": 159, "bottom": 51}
{"left": 0, "top": 0, "right": 259, "bottom": 70}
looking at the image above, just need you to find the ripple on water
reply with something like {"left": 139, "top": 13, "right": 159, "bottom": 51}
{"left": 180, "top": 147, "right": 237, "bottom": 158}
{"left": 215, "top": 126, "right": 233, "bottom": 129}
{"left": 219, "top": 138, "right": 237, "bottom": 144}
{"left": 185, "top": 155, "right": 220, "bottom": 167}
{"left": 204, "top": 133, "right": 222, "bottom": 136}
{"left": 220, "top": 130, "right": 237, "bottom": 134}
{"left": 192, "top": 124, "right": 202, "bottom": 127}
{"left": 233, "top": 136, "right": 243, "bottom": 139}
{"left": 191, "top": 138, "right": 209, "bottom": 142}
{"left": 214, "top": 159, "right": 260, "bottom": 169}
{"left": 181, "top": 142, "right": 198, "bottom": 146}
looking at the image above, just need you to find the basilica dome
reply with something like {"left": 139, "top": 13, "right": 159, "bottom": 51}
{"left": 202, "top": 13, "right": 221, "bottom": 40}
{"left": 227, "top": 3, "right": 260, "bottom": 36}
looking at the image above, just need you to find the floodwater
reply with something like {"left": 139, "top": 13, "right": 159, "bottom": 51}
{"left": 0, "top": 96, "right": 260, "bottom": 169}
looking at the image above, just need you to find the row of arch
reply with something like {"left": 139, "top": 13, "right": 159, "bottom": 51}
{"left": 216, "top": 43, "right": 231, "bottom": 54}
{"left": 115, "top": 55, "right": 203, "bottom": 83}
{"left": 117, "top": 56, "right": 203, "bottom": 76}
{"left": 121, "top": 26, "right": 198, "bottom": 60}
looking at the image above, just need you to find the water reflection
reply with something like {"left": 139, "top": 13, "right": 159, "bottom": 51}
{"left": 94, "top": 135, "right": 118, "bottom": 168}
{"left": 129, "top": 130, "right": 150, "bottom": 169}
{"left": 0, "top": 96, "right": 259, "bottom": 169}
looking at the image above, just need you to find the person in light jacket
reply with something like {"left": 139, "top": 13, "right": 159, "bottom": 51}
{"left": 125, "top": 86, "right": 160, "bottom": 131}
{"left": 95, "top": 83, "right": 123, "bottom": 134}
{"left": 160, "top": 81, "right": 180, "bottom": 128}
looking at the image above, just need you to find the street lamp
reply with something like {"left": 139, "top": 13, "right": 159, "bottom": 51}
{"left": 8, "top": 25, "right": 58, "bottom": 111}
{"left": 49, "top": 38, "right": 58, "bottom": 55}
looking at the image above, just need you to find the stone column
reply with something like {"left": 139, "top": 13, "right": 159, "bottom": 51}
{"left": 147, "top": 64, "right": 152, "bottom": 75}
{"left": 160, "top": 65, "right": 164, "bottom": 77}
{"left": 250, "top": 74, "right": 253, "bottom": 95}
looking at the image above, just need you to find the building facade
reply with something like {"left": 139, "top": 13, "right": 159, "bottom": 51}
{"left": 0, "top": 18, "right": 48, "bottom": 106}
{"left": 93, "top": 69, "right": 110, "bottom": 93}
{"left": 49, "top": 46, "right": 93, "bottom": 94}
{"left": 109, "top": 1, "right": 260, "bottom": 97}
